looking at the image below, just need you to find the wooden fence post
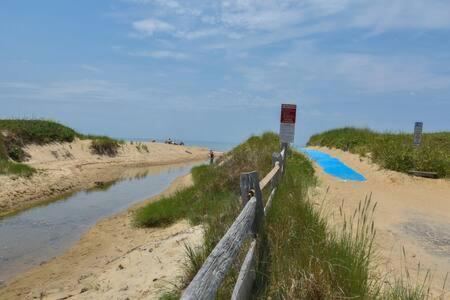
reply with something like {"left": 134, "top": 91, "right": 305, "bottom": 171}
{"left": 181, "top": 199, "right": 257, "bottom": 300}
{"left": 231, "top": 240, "right": 257, "bottom": 300}
{"left": 240, "top": 171, "right": 263, "bottom": 234}
{"left": 280, "top": 143, "right": 289, "bottom": 176}
{"left": 271, "top": 152, "right": 281, "bottom": 188}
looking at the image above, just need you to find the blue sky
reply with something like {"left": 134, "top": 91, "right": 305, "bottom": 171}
{"left": 1, "top": 0, "right": 449, "bottom": 145}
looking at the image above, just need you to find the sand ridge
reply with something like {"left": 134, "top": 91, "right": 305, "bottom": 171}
{"left": 0, "top": 173, "right": 203, "bottom": 300}
{"left": 0, "top": 139, "right": 210, "bottom": 217}
{"left": 308, "top": 146, "right": 450, "bottom": 297}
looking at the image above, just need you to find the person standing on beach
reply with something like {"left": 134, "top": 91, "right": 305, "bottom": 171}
{"left": 209, "top": 150, "right": 215, "bottom": 165}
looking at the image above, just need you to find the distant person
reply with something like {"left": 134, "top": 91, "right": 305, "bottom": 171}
{"left": 209, "top": 150, "right": 215, "bottom": 165}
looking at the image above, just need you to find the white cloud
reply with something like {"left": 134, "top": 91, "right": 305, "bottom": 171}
{"left": 80, "top": 64, "right": 102, "bottom": 73}
{"left": 334, "top": 54, "right": 450, "bottom": 92}
{"left": 132, "top": 18, "right": 174, "bottom": 36}
{"left": 129, "top": 50, "right": 189, "bottom": 59}
{"left": 235, "top": 40, "right": 450, "bottom": 97}
{"left": 352, "top": 0, "right": 450, "bottom": 33}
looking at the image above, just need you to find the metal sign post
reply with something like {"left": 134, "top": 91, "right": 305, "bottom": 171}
{"left": 413, "top": 122, "right": 423, "bottom": 147}
{"left": 279, "top": 104, "right": 297, "bottom": 144}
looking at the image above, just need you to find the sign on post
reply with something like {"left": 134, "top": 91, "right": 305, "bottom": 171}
{"left": 413, "top": 122, "right": 423, "bottom": 147}
{"left": 279, "top": 104, "right": 297, "bottom": 143}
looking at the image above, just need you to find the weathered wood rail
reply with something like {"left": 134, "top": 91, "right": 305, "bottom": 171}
{"left": 181, "top": 144, "right": 288, "bottom": 300}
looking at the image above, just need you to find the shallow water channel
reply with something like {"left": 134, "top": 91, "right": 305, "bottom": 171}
{"left": 0, "top": 161, "right": 201, "bottom": 283}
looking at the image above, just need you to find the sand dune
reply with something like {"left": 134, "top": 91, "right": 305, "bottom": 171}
{"left": 0, "top": 139, "right": 210, "bottom": 217}
{"left": 308, "top": 146, "right": 450, "bottom": 297}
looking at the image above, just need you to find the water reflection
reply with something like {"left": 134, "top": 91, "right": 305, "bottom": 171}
{"left": 0, "top": 161, "right": 202, "bottom": 283}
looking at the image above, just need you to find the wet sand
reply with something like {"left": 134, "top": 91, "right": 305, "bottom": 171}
{"left": 0, "top": 173, "right": 203, "bottom": 300}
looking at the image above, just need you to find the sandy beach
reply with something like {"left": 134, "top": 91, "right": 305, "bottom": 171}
{"left": 0, "top": 139, "right": 209, "bottom": 217}
{"left": 0, "top": 172, "right": 203, "bottom": 300}
{"left": 308, "top": 146, "right": 450, "bottom": 297}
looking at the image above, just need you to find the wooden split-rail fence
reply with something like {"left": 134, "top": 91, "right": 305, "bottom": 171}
{"left": 181, "top": 143, "right": 289, "bottom": 300}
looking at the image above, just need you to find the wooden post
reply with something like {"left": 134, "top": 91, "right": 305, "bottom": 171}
{"left": 181, "top": 198, "right": 257, "bottom": 300}
{"left": 231, "top": 240, "right": 257, "bottom": 300}
{"left": 271, "top": 152, "right": 281, "bottom": 188}
{"left": 240, "top": 171, "right": 263, "bottom": 234}
{"left": 280, "top": 143, "right": 288, "bottom": 176}
{"left": 240, "top": 173, "right": 251, "bottom": 207}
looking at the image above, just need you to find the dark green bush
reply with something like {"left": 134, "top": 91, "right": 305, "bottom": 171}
{"left": 0, "top": 119, "right": 78, "bottom": 145}
{"left": 0, "top": 160, "right": 35, "bottom": 177}
{"left": 0, "top": 134, "right": 7, "bottom": 160}
{"left": 90, "top": 138, "right": 121, "bottom": 156}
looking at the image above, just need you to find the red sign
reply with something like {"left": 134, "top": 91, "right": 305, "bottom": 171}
{"left": 280, "top": 104, "right": 297, "bottom": 124}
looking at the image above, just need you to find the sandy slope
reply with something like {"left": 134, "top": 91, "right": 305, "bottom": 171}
{"left": 0, "top": 139, "right": 209, "bottom": 217}
{"left": 0, "top": 173, "right": 203, "bottom": 300}
{"left": 308, "top": 146, "right": 450, "bottom": 297}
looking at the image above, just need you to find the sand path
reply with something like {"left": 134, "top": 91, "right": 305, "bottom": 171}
{"left": 0, "top": 173, "right": 203, "bottom": 300}
{"left": 0, "top": 140, "right": 209, "bottom": 217}
{"left": 308, "top": 147, "right": 450, "bottom": 297}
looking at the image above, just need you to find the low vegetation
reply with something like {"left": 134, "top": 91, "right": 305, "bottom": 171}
{"left": 0, "top": 159, "right": 36, "bottom": 177}
{"left": 308, "top": 127, "right": 450, "bottom": 178}
{"left": 0, "top": 119, "right": 122, "bottom": 176}
{"left": 135, "top": 133, "right": 429, "bottom": 299}
{"left": 135, "top": 132, "right": 279, "bottom": 298}
{"left": 90, "top": 137, "right": 121, "bottom": 156}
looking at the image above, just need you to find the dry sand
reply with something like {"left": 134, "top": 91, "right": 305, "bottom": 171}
{"left": 308, "top": 146, "right": 450, "bottom": 297}
{"left": 0, "top": 139, "right": 209, "bottom": 217}
{"left": 0, "top": 173, "right": 203, "bottom": 300}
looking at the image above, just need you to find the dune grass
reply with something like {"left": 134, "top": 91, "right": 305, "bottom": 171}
{"left": 0, "top": 159, "right": 36, "bottom": 177}
{"left": 136, "top": 132, "right": 431, "bottom": 299}
{"left": 0, "top": 119, "right": 123, "bottom": 176}
{"left": 90, "top": 137, "right": 121, "bottom": 156}
{"left": 0, "top": 130, "right": 36, "bottom": 176}
{"left": 259, "top": 151, "right": 381, "bottom": 298}
{"left": 135, "top": 133, "right": 280, "bottom": 298}
{"left": 0, "top": 119, "right": 79, "bottom": 145}
{"left": 307, "top": 127, "right": 450, "bottom": 178}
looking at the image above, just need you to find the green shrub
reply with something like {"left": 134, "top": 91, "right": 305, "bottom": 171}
{"left": 134, "top": 132, "right": 280, "bottom": 297}
{"left": 0, "top": 134, "right": 7, "bottom": 160}
{"left": 0, "top": 160, "right": 35, "bottom": 177}
{"left": 90, "top": 138, "right": 121, "bottom": 156}
{"left": 0, "top": 119, "right": 78, "bottom": 145}
{"left": 6, "top": 144, "right": 29, "bottom": 162}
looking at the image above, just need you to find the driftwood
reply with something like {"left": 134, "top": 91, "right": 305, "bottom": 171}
{"left": 408, "top": 170, "right": 438, "bottom": 178}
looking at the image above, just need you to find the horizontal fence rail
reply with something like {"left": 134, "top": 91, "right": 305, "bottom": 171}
{"left": 181, "top": 144, "right": 288, "bottom": 300}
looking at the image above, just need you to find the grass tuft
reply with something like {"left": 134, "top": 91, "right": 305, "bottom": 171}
{"left": 135, "top": 132, "right": 431, "bottom": 299}
{"left": 262, "top": 152, "right": 378, "bottom": 298}
{"left": 0, "top": 119, "right": 124, "bottom": 175}
{"left": 90, "top": 138, "right": 121, "bottom": 156}
{"left": 0, "top": 160, "right": 35, "bottom": 177}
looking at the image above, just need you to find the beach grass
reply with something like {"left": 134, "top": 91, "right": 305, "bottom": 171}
{"left": 136, "top": 132, "right": 432, "bottom": 299}
{"left": 135, "top": 132, "right": 279, "bottom": 298}
{"left": 0, "top": 119, "right": 79, "bottom": 145}
{"left": 307, "top": 127, "right": 450, "bottom": 178}
{"left": 258, "top": 151, "right": 382, "bottom": 298}
{"left": 90, "top": 137, "right": 121, "bottom": 156}
{"left": 0, "top": 159, "right": 36, "bottom": 177}
{"left": 0, "top": 119, "right": 123, "bottom": 176}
